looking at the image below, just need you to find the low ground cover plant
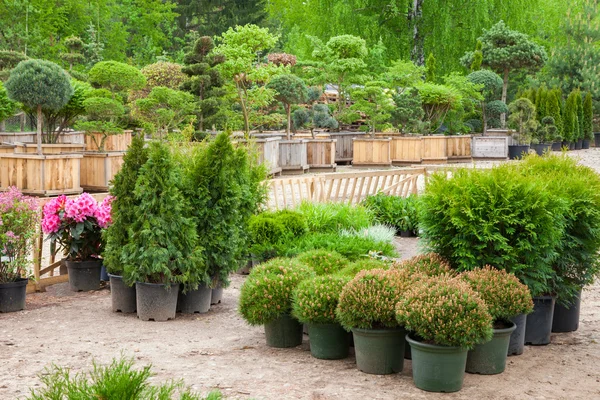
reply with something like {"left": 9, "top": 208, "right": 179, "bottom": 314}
{"left": 362, "top": 193, "right": 420, "bottom": 234}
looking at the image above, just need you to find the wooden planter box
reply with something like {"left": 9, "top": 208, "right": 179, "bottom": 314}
{"left": 352, "top": 137, "right": 392, "bottom": 167}
{"left": 0, "top": 153, "right": 83, "bottom": 196}
{"left": 329, "top": 132, "right": 366, "bottom": 164}
{"left": 237, "top": 137, "right": 282, "bottom": 176}
{"left": 293, "top": 132, "right": 331, "bottom": 139}
{"left": 84, "top": 131, "right": 132, "bottom": 151}
{"left": 306, "top": 139, "right": 337, "bottom": 172}
{"left": 0, "top": 132, "right": 35, "bottom": 143}
{"left": 422, "top": 136, "right": 448, "bottom": 163}
{"left": 472, "top": 136, "right": 509, "bottom": 159}
{"left": 56, "top": 131, "right": 85, "bottom": 144}
{"left": 446, "top": 135, "right": 472, "bottom": 163}
{"left": 279, "top": 139, "right": 309, "bottom": 174}
{"left": 0, "top": 144, "right": 15, "bottom": 153}
{"left": 80, "top": 152, "right": 125, "bottom": 191}
{"left": 389, "top": 136, "right": 423, "bottom": 165}
{"left": 13, "top": 142, "right": 86, "bottom": 154}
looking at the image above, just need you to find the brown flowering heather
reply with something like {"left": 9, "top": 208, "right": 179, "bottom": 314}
{"left": 267, "top": 53, "right": 297, "bottom": 67}
{"left": 460, "top": 266, "right": 534, "bottom": 321}
{"left": 338, "top": 258, "right": 390, "bottom": 277}
{"left": 336, "top": 268, "right": 418, "bottom": 330}
{"left": 395, "top": 275, "right": 493, "bottom": 349}
{"left": 393, "top": 253, "right": 454, "bottom": 277}
{"left": 292, "top": 275, "right": 350, "bottom": 324}
{"left": 239, "top": 258, "right": 315, "bottom": 325}
{"left": 296, "top": 249, "right": 349, "bottom": 275}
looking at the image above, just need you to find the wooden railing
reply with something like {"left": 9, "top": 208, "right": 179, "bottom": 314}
{"left": 267, "top": 167, "right": 427, "bottom": 210}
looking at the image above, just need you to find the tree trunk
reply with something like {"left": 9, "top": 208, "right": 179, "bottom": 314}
{"left": 501, "top": 68, "right": 509, "bottom": 128}
{"left": 36, "top": 105, "right": 42, "bottom": 155}
{"left": 0, "top": 120, "right": 5, "bottom": 132}
{"left": 286, "top": 104, "right": 291, "bottom": 140}
{"left": 482, "top": 102, "right": 487, "bottom": 135}
{"left": 236, "top": 81, "right": 249, "bottom": 137}
{"left": 410, "top": 0, "right": 425, "bottom": 66}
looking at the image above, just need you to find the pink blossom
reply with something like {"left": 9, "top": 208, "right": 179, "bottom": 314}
{"left": 42, "top": 214, "right": 61, "bottom": 234}
{"left": 43, "top": 195, "right": 67, "bottom": 217}
{"left": 95, "top": 195, "right": 114, "bottom": 228}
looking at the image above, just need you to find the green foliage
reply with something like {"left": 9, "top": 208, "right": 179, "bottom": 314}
{"left": 467, "top": 69, "right": 504, "bottom": 133}
{"left": 266, "top": 74, "right": 308, "bottom": 136}
{"left": 396, "top": 276, "right": 493, "bottom": 349}
{"left": 295, "top": 249, "right": 349, "bottom": 275}
{"left": 416, "top": 82, "right": 462, "bottom": 133}
{"left": 384, "top": 60, "right": 425, "bottom": 92}
{"left": 425, "top": 53, "right": 437, "bottom": 82}
{"left": 362, "top": 193, "right": 420, "bottom": 234}
{"left": 122, "top": 141, "right": 206, "bottom": 289}
{"left": 338, "top": 258, "right": 390, "bottom": 277}
{"left": 583, "top": 92, "right": 594, "bottom": 140}
{"left": 76, "top": 95, "right": 124, "bottom": 151}
{"left": 575, "top": 89, "right": 584, "bottom": 140}
{"left": 470, "top": 41, "right": 483, "bottom": 71}
{"left": 88, "top": 61, "right": 146, "bottom": 96}
{"left": 393, "top": 253, "right": 453, "bottom": 277}
{"left": 239, "top": 258, "right": 315, "bottom": 325}
{"left": 563, "top": 90, "right": 580, "bottom": 142}
{"left": 341, "top": 224, "right": 396, "bottom": 244}
{"left": 535, "top": 116, "right": 559, "bottom": 144}
{"left": 546, "top": 90, "right": 563, "bottom": 140}
{"left": 292, "top": 275, "right": 350, "bottom": 324}
{"left": 103, "top": 135, "right": 149, "bottom": 275}
{"left": 293, "top": 103, "right": 338, "bottom": 135}
{"left": 134, "top": 86, "right": 196, "bottom": 137}
{"left": 0, "top": 81, "right": 16, "bottom": 122}
{"left": 508, "top": 98, "right": 538, "bottom": 144}
{"left": 390, "top": 89, "right": 425, "bottom": 134}
{"left": 345, "top": 81, "right": 395, "bottom": 135}
{"left": 141, "top": 61, "right": 187, "bottom": 91}
{"left": 295, "top": 202, "right": 375, "bottom": 233}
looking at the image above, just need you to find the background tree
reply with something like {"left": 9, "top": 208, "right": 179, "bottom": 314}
{"left": 43, "top": 79, "right": 92, "bottom": 143}
{"left": 5, "top": 60, "right": 73, "bottom": 154}
{"left": 343, "top": 81, "right": 395, "bottom": 136}
{"left": 508, "top": 98, "right": 538, "bottom": 144}
{"left": 88, "top": 61, "right": 146, "bottom": 101}
{"left": 575, "top": 90, "right": 585, "bottom": 141}
{"left": 391, "top": 89, "right": 425, "bottom": 134}
{"left": 461, "top": 21, "right": 547, "bottom": 127}
{"left": 470, "top": 41, "right": 483, "bottom": 71}
{"left": 425, "top": 53, "right": 437, "bottom": 82}
{"left": 266, "top": 74, "right": 307, "bottom": 138}
{"left": 133, "top": 86, "right": 196, "bottom": 138}
{"left": 0, "top": 82, "right": 16, "bottom": 132}
{"left": 546, "top": 90, "right": 563, "bottom": 140}
{"left": 0, "top": 51, "right": 28, "bottom": 82}
{"left": 467, "top": 69, "right": 504, "bottom": 133}
{"left": 416, "top": 82, "right": 462, "bottom": 133}
{"left": 60, "top": 36, "right": 85, "bottom": 72}
{"left": 583, "top": 92, "right": 594, "bottom": 141}
{"left": 383, "top": 60, "right": 425, "bottom": 95}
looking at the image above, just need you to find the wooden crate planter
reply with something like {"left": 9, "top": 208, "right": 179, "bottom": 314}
{"left": 446, "top": 135, "right": 472, "bottom": 163}
{"left": 352, "top": 137, "right": 392, "bottom": 167}
{"left": 0, "top": 153, "right": 83, "bottom": 196}
{"left": 422, "top": 136, "right": 448, "bottom": 163}
{"left": 0, "top": 132, "right": 35, "bottom": 143}
{"left": 472, "top": 136, "right": 509, "bottom": 159}
{"left": 56, "top": 131, "right": 85, "bottom": 144}
{"left": 80, "top": 152, "right": 125, "bottom": 191}
{"left": 306, "top": 139, "right": 337, "bottom": 172}
{"left": 0, "top": 144, "right": 15, "bottom": 153}
{"left": 279, "top": 139, "right": 309, "bottom": 174}
{"left": 390, "top": 136, "right": 423, "bottom": 165}
{"left": 13, "top": 142, "right": 85, "bottom": 154}
{"left": 84, "top": 131, "right": 132, "bottom": 151}
{"left": 329, "top": 132, "right": 366, "bottom": 164}
{"left": 237, "top": 137, "right": 282, "bottom": 176}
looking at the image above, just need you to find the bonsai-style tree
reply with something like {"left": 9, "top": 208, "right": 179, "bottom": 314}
{"left": 416, "top": 82, "right": 462, "bottom": 134}
{"left": 0, "top": 50, "right": 27, "bottom": 81}
{"left": 583, "top": 92, "right": 594, "bottom": 142}
{"left": 0, "top": 82, "right": 16, "bottom": 131}
{"left": 508, "top": 98, "right": 538, "bottom": 145}
{"left": 5, "top": 59, "right": 73, "bottom": 154}
{"left": 60, "top": 36, "right": 85, "bottom": 72}
{"left": 343, "top": 81, "right": 395, "bottom": 135}
{"left": 293, "top": 87, "right": 338, "bottom": 137}
{"left": 180, "top": 36, "right": 226, "bottom": 132}
{"left": 563, "top": 90, "right": 580, "bottom": 143}
{"left": 384, "top": 60, "right": 425, "bottom": 95}
{"left": 88, "top": 61, "right": 146, "bottom": 101}
{"left": 467, "top": 70, "right": 504, "bottom": 134}
{"left": 266, "top": 74, "right": 307, "bottom": 139}
{"left": 43, "top": 79, "right": 93, "bottom": 143}
{"left": 141, "top": 62, "right": 187, "bottom": 91}
{"left": 535, "top": 116, "right": 559, "bottom": 144}
{"left": 76, "top": 92, "right": 125, "bottom": 151}
{"left": 461, "top": 21, "right": 547, "bottom": 127}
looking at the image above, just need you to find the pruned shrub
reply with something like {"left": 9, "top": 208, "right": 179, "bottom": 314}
{"left": 292, "top": 275, "right": 350, "bottom": 324}
{"left": 295, "top": 249, "right": 349, "bottom": 275}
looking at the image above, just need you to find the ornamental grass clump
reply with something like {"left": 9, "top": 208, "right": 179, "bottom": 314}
{"left": 461, "top": 266, "right": 533, "bottom": 322}
{"left": 338, "top": 258, "right": 390, "bottom": 277}
{"left": 239, "top": 258, "right": 315, "bottom": 325}
{"left": 393, "top": 253, "right": 454, "bottom": 277}
{"left": 396, "top": 276, "right": 493, "bottom": 349}
{"left": 292, "top": 275, "right": 350, "bottom": 324}
{"left": 336, "top": 268, "right": 417, "bottom": 330}
{"left": 295, "top": 249, "right": 349, "bottom": 275}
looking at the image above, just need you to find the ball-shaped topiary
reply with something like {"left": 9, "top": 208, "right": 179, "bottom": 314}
{"left": 336, "top": 268, "right": 417, "bottom": 330}
{"left": 295, "top": 249, "right": 348, "bottom": 275}
{"left": 273, "top": 209, "right": 309, "bottom": 239}
{"left": 248, "top": 215, "right": 286, "bottom": 246}
{"left": 337, "top": 258, "right": 390, "bottom": 277}
{"left": 140, "top": 61, "right": 187, "bottom": 90}
{"left": 396, "top": 275, "right": 493, "bottom": 349}
{"left": 239, "top": 258, "right": 315, "bottom": 325}
{"left": 393, "top": 253, "right": 454, "bottom": 277}
{"left": 460, "top": 266, "right": 533, "bottom": 322}
{"left": 292, "top": 275, "right": 350, "bottom": 324}
{"left": 88, "top": 61, "right": 146, "bottom": 94}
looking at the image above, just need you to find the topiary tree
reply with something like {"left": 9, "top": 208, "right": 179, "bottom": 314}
{"left": 60, "top": 36, "right": 85, "bottom": 72}
{"left": 341, "top": 81, "right": 395, "bottom": 135}
{"left": 425, "top": 53, "right": 436, "bottom": 82}
{"left": 133, "top": 86, "right": 196, "bottom": 138}
{"left": 5, "top": 59, "right": 73, "bottom": 154}
{"left": 390, "top": 89, "right": 425, "bottom": 134}
{"left": 43, "top": 79, "right": 93, "bottom": 143}
{"left": 0, "top": 50, "right": 27, "bottom": 82}
{"left": 88, "top": 61, "right": 146, "bottom": 100}
{"left": 266, "top": 74, "right": 307, "bottom": 139}
{"left": 563, "top": 90, "right": 579, "bottom": 143}
{"left": 141, "top": 61, "right": 187, "bottom": 91}
{"left": 416, "top": 82, "right": 462, "bottom": 134}
{"left": 508, "top": 98, "right": 538, "bottom": 145}
{"left": 546, "top": 90, "right": 563, "bottom": 141}
{"left": 461, "top": 21, "right": 547, "bottom": 127}
{"left": 583, "top": 92, "right": 594, "bottom": 141}
{"left": 76, "top": 93, "right": 125, "bottom": 151}
{"left": 467, "top": 70, "right": 504, "bottom": 134}
{"left": 575, "top": 90, "right": 584, "bottom": 141}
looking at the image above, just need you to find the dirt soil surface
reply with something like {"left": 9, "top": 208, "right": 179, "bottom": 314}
{"left": 2, "top": 236, "right": 600, "bottom": 400}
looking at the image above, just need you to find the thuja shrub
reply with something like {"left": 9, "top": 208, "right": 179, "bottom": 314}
{"left": 461, "top": 266, "right": 534, "bottom": 321}
{"left": 396, "top": 276, "right": 493, "bottom": 349}
{"left": 292, "top": 275, "right": 350, "bottom": 324}
{"left": 338, "top": 258, "right": 390, "bottom": 277}
{"left": 295, "top": 249, "right": 349, "bottom": 275}
{"left": 336, "top": 269, "right": 418, "bottom": 330}
{"left": 393, "top": 253, "right": 454, "bottom": 277}
{"left": 419, "top": 165, "right": 568, "bottom": 297}
{"left": 239, "top": 258, "right": 315, "bottom": 325}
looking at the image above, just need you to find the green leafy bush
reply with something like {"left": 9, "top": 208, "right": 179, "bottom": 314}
{"left": 338, "top": 258, "right": 390, "bottom": 277}
{"left": 248, "top": 215, "right": 286, "bottom": 247}
{"left": 396, "top": 276, "right": 493, "bottom": 349}
{"left": 295, "top": 202, "right": 374, "bottom": 233}
{"left": 362, "top": 193, "right": 419, "bottom": 234}
{"left": 292, "top": 275, "right": 350, "bottom": 324}
{"left": 393, "top": 253, "right": 453, "bottom": 277}
{"left": 88, "top": 61, "right": 146, "bottom": 96}
{"left": 295, "top": 249, "right": 349, "bottom": 275}
{"left": 271, "top": 209, "right": 309, "bottom": 239}
{"left": 461, "top": 266, "right": 534, "bottom": 321}
{"left": 239, "top": 258, "right": 315, "bottom": 325}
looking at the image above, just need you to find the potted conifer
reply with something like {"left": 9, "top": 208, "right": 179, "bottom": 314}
{"left": 507, "top": 98, "right": 537, "bottom": 159}
{"left": 295, "top": 249, "right": 349, "bottom": 275}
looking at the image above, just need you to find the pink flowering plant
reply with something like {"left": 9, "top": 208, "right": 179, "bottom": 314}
{"left": 42, "top": 193, "right": 113, "bottom": 261}
{"left": 0, "top": 187, "right": 38, "bottom": 283}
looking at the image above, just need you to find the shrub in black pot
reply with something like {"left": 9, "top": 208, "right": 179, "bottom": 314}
{"left": 362, "top": 193, "right": 419, "bottom": 236}
{"left": 507, "top": 98, "right": 537, "bottom": 159}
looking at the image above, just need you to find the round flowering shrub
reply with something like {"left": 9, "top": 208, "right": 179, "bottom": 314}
{"left": 460, "top": 266, "right": 534, "bottom": 322}
{"left": 295, "top": 249, "right": 348, "bottom": 275}
{"left": 393, "top": 253, "right": 454, "bottom": 277}
{"left": 42, "top": 193, "right": 113, "bottom": 261}
{"left": 336, "top": 268, "right": 417, "bottom": 330}
{"left": 0, "top": 187, "right": 38, "bottom": 282}
{"left": 338, "top": 258, "right": 389, "bottom": 277}
{"left": 239, "top": 258, "right": 315, "bottom": 325}
{"left": 395, "top": 275, "right": 493, "bottom": 349}
{"left": 292, "top": 275, "right": 350, "bottom": 324}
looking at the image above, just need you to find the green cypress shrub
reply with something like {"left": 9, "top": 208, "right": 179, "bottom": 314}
{"left": 546, "top": 90, "right": 563, "bottom": 140}
{"left": 583, "top": 92, "right": 594, "bottom": 140}
{"left": 563, "top": 91, "right": 578, "bottom": 142}
{"left": 575, "top": 90, "right": 584, "bottom": 140}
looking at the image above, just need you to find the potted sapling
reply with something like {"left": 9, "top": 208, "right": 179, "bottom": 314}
{"left": 507, "top": 98, "right": 538, "bottom": 159}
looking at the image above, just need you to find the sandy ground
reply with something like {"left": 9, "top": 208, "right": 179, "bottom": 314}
{"left": 2, "top": 236, "right": 600, "bottom": 400}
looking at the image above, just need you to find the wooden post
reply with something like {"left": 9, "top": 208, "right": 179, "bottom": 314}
{"left": 36, "top": 105, "right": 42, "bottom": 155}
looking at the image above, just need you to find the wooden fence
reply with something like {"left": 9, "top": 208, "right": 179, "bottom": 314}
{"left": 267, "top": 167, "right": 427, "bottom": 210}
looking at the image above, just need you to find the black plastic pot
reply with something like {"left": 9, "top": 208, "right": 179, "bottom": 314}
{"left": 507, "top": 313, "right": 527, "bottom": 356}
{"left": 582, "top": 139, "right": 591, "bottom": 149}
{"left": 575, "top": 139, "right": 583, "bottom": 150}
{"left": 551, "top": 142, "right": 563, "bottom": 151}
{"left": 177, "top": 284, "right": 211, "bottom": 314}
{"left": 100, "top": 265, "right": 109, "bottom": 282}
{"left": 508, "top": 145, "right": 530, "bottom": 160}
{"left": 594, "top": 133, "right": 600, "bottom": 147}
{"left": 108, "top": 274, "right": 136, "bottom": 313}
{"left": 0, "top": 278, "right": 28, "bottom": 313}
{"left": 525, "top": 296, "right": 556, "bottom": 345}
{"left": 135, "top": 282, "right": 179, "bottom": 321}
{"left": 400, "top": 230, "right": 414, "bottom": 238}
{"left": 65, "top": 259, "right": 102, "bottom": 292}
{"left": 552, "top": 290, "right": 581, "bottom": 333}
{"left": 530, "top": 143, "right": 551, "bottom": 156}
{"left": 211, "top": 286, "right": 223, "bottom": 305}
{"left": 569, "top": 142, "right": 576, "bottom": 150}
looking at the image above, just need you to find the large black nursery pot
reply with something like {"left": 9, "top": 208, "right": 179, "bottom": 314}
{"left": 552, "top": 289, "right": 582, "bottom": 333}
{"left": 582, "top": 139, "right": 591, "bottom": 149}
{"left": 466, "top": 321, "right": 516, "bottom": 375}
{"left": 136, "top": 282, "right": 179, "bottom": 321}
{"left": 507, "top": 313, "right": 527, "bottom": 356}
{"left": 594, "top": 133, "right": 600, "bottom": 147}
{"left": 0, "top": 278, "right": 28, "bottom": 313}
{"left": 531, "top": 143, "right": 551, "bottom": 156}
{"left": 352, "top": 327, "right": 405, "bottom": 374}
{"left": 65, "top": 259, "right": 102, "bottom": 292}
{"left": 264, "top": 314, "right": 303, "bottom": 348}
{"left": 307, "top": 323, "right": 349, "bottom": 360}
{"left": 211, "top": 285, "right": 223, "bottom": 305}
{"left": 108, "top": 274, "right": 136, "bottom": 313}
{"left": 575, "top": 139, "right": 583, "bottom": 150}
{"left": 569, "top": 142, "right": 576, "bottom": 150}
{"left": 525, "top": 295, "right": 556, "bottom": 345}
{"left": 551, "top": 142, "right": 563, "bottom": 151}
{"left": 508, "top": 145, "right": 530, "bottom": 160}
{"left": 177, "top": 284, "right": 211, "bottom": 314}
